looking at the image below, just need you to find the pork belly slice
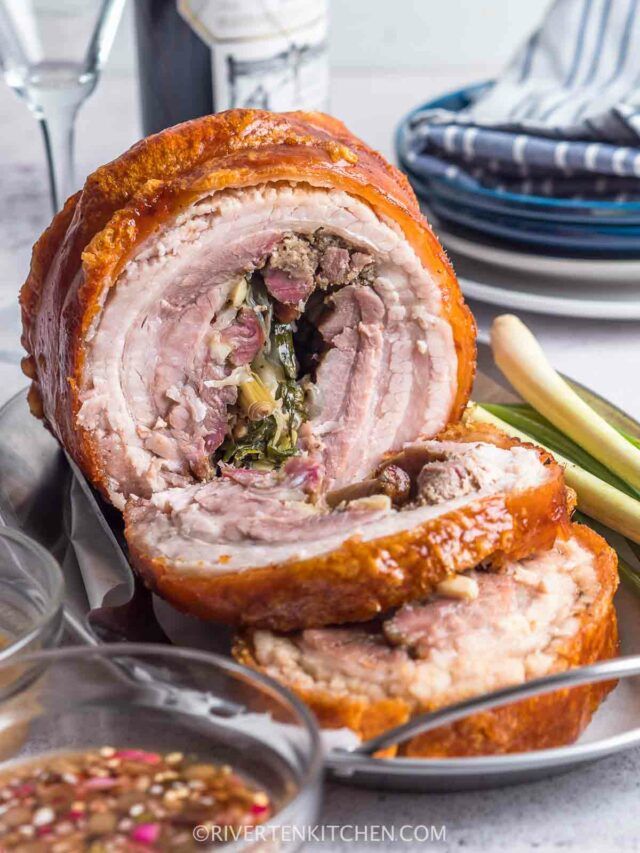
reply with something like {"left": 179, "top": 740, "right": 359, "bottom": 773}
{"left": 236, "top": 525, "right": 619, "bottom": 756}
{"left": 125, "top": 426, "right": 569, "bottom": 630}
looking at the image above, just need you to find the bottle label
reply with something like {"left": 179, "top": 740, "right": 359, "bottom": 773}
{"left": 177, "top": 0, "right": 329, "bottom": 112}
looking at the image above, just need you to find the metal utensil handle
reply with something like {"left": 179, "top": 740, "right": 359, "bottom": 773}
{"left": 351, "top": 655, "right": 640, "bottom": 756}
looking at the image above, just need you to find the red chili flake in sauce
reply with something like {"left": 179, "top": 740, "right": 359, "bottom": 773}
{"left": 0, "top": 748, "right": 272, "bottom": 850}
{"left": 12, "top": 783, "right": 35, "bottom": 798}
{"left": 114, "top": 749, "right": 162, "bottom": 765}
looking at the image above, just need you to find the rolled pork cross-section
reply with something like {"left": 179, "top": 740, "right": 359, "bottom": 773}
{"left": 20, "top": 110, "right": 567, "bottom": 628}
{"left": 236, "top": 525, "right": 619, "bottom": 756}
{"left": 21, "top": 111, "right": 475, "bottom": 507}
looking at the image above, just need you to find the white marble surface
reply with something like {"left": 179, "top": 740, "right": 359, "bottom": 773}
{"left": 1, "top": 69, "right": 640, "bottom": 851}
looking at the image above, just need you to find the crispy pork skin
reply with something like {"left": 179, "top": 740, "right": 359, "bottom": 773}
{"left": 236, "top": 525, "right": 619, "bottom": 755}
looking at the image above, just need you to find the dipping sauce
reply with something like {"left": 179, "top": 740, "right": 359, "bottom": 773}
{"left": 0, "top": 747, "right": 272, "bottom": 851}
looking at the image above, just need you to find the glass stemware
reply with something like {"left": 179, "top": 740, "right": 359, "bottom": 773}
{"left": 0, "top": 0, "right": 126, "bottom": 213}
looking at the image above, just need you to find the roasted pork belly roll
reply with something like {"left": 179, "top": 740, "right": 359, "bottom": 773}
{"left": 126, "top": 424, "right": 569, "bottom": 628}
{"left": 20, "top": 110, "right": 566, "bottom": 628}
{"left": 235, "top": 525, "right": 619, "bottom": 756}
{"left": 20, "top": 110, "right": 474, "bottom": 508}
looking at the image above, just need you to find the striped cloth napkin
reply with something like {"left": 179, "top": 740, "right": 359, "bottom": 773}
{"left": 401, "top": 0, "right": 640, "bottom": 200}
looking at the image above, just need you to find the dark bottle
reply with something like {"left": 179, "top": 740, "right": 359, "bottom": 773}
{"left": 133, "top": 0, "right": 213, "bottom": 136}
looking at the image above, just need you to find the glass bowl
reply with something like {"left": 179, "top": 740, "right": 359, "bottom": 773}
{"left": 0, "top": 526, "right": 64, "bottom": 660}
{"left": 0, "top": 644, "right": 323, "bottom": 850}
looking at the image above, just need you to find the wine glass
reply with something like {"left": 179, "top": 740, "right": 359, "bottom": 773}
{"left": 0, "top": 0, "right": 126, "bottom": 213}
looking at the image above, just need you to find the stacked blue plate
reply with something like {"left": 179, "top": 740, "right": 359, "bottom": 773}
{"left": 396, "top": 84, "right": 640, "bottom": 259}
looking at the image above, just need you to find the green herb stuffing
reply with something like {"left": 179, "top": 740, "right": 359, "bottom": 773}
{"left": 272, "top": 323, "right": 298, "bottom": 380}
{"left": 220, "top": 416, "right": 298, "bottom": 467}
{"left": 277, "top": 380, "right": 305, "bottom": 428}
{"left": 219, "top": 313, "right": 307, "bottom": 469}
